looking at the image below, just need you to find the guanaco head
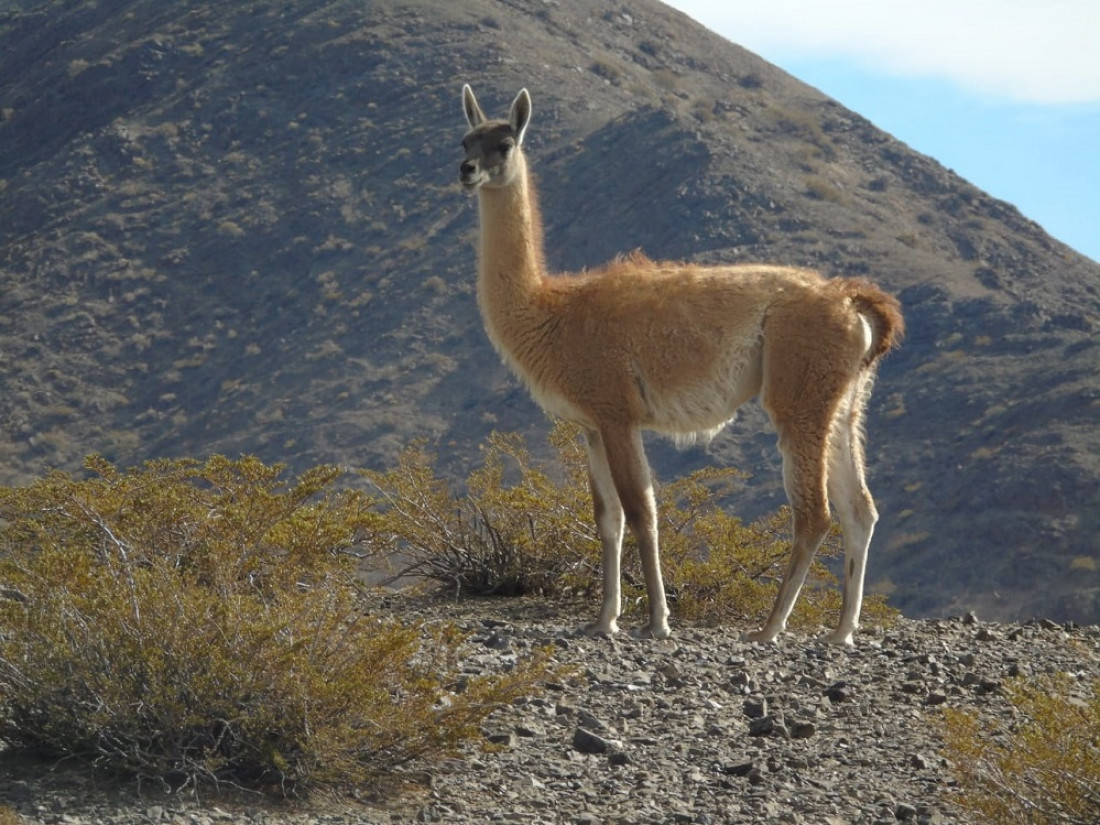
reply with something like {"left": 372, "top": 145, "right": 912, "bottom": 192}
{"left": 460, "top": 84, "right": 531, "bottom": 190}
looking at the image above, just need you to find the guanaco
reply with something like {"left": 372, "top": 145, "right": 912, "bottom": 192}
{"left": 459, "top": 85, "right": 903, "bottom": 645}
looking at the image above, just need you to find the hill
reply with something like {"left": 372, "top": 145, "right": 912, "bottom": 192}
{"left": 1, "top": 0, "right": 1098, "bottom": 623}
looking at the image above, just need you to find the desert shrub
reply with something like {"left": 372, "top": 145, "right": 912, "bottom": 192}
{"left": 805, "top": 174, "right": 845, "bottom": 203}
{"left": 941, "top": 674, "right": 1100, "bottom": 825}
{"left": 764, "top": 105, "right": 837, "bottom": 160}
{"left": 591, "top": 57, "right": 624, "bottom": 85}
{"left": 367, "top": 423, "right": 895, "bottom": 631}
{"left": 362, "top": 427, "right": 599, "bottom": 598}
{"left": 0, "top": 456, "right": 550, "bottom": 795}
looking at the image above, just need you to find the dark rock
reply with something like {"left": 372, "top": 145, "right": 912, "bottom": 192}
{"left": 572, "top": 727, "right": 612, "bottom": 754}
{"left": 748, "top": 715, "right": 790, "bottom": 739}
{"left": 742, "top": 697, "right": 768, "bottom": 718}
{"left": 485, "top": 730, "right": 515, "bottom": 746}
{"left": 791, "top": 720, "right": 817, "bottom": 739}
{"left": 895, "top": 801, "right": 919, "bottom": 820}
{"left": 719, "top": 760, "right": 756, "bottom": 777}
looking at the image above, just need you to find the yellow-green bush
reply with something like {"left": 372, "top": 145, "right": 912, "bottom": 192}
{"left": 0, "top": 455, "right": 549, "bottom": 795}
{"left": 941, "top": 674, "right": 1100, "bottom": 825}
{"left": 367, "top": 422, "right": 895, "bottom": 631}
{"left": 361, "top": 427, "right": 599, "bottom": 598}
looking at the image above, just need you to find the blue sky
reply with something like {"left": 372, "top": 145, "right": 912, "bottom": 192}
{"left": 664, "top": 1, "right": 1100, "bottom": 263}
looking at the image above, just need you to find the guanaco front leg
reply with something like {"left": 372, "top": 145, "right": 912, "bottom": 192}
{"left": 599, "top": 425, "right": 670, "bottom": 639}
{"left": 583, "top": 429, "right": 624, "bottom": 636}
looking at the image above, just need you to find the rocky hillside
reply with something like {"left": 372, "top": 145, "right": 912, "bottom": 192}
{"left": 1, "top": 0, "right": 1098, "bottom": 623}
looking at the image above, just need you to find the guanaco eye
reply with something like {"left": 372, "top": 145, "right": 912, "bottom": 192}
{"left": 498, "top": 139, "right": 514, "bottom": 156}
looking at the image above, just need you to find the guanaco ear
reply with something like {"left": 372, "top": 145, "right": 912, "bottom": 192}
{"left": 509, "top": 88, "right": 532, "bottom": 145}
{"left": 463, "top": 84, "right": 486, "bottom": 129}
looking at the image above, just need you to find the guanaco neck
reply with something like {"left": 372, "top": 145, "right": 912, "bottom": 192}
{"left": 474, "top": 153, "right": 549, "bottom": 354}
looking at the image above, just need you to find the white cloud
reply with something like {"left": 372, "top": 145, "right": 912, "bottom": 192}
{"left": 666, "top": 0, "right": 1100, "bottom": 104}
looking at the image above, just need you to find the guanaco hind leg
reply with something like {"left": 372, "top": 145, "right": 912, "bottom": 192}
{"left": 821, "top": 380, "right": 878, "bottom": 646}
{"left": 742, "top": 424, "right": 832, "bottom": 644}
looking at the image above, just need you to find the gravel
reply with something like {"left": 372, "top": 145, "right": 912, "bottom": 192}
{"left": 2, "top": 597, "right": 1098, "bottom": 825}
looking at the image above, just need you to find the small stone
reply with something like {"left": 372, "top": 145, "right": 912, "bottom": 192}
{"left": 743, "top": 697, "right": 768, "bottom": 718}
{"left": 895, "top": 801, "right": 918, "bottom": 820}
{"left": 730, "top": 670, "right": 752, "bottom": 688}
{"left": 910, "top": 753, "right": 929, "bottom": 770}
{"left": 485, "top": 730, "right": 515, "bottom": 746}
{"left": 924, "top": 690, "right": 948, "bottom": 706}
{"left": 748, "top": 715, "right": 789, "bottom": 739}
{"left": 791, "top": 720, "right": 817, "bottom": 739}
{"left": 572, "top": 727, "right": 612, "bottom": 754}
{"left": 748, "top": 716, "right": 773, "bottom": 736}
{"left": 577, "top": 708, "right": 609, "bottom": 732}
{"left": 657, "top": 662, "right": 681, "bottom": 681}
{"left": 720, "top": 760, "right": 756, "bottom": 777}
{"left": 482, "top": 631, "right": 510, "bottom": 650}
{"left": 608, "top": 751, "right": 632, "bottom": 767}
{"left": 919, "top": 808, "right": 951, "bottom": 824}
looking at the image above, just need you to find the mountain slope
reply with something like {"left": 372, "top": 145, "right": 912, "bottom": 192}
{"left": 1, "top": 0, "right": 1098, "bottom": 623}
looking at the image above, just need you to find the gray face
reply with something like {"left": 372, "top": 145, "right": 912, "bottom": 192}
{"left": 460, "top": 121, "right": 519, "bottom": 190}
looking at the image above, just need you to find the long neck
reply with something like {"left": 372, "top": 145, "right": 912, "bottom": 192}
{"left": 475, "top": 155, "right": 547, "bottom": 339}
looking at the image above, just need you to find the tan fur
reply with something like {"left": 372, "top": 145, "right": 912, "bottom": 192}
{"left": 460, "top": 86, "right": 903, "bottom": 645}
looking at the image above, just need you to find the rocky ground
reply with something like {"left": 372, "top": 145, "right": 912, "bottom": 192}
{"left": 2, "top": 597, "right": 1098, "bottom": 824}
